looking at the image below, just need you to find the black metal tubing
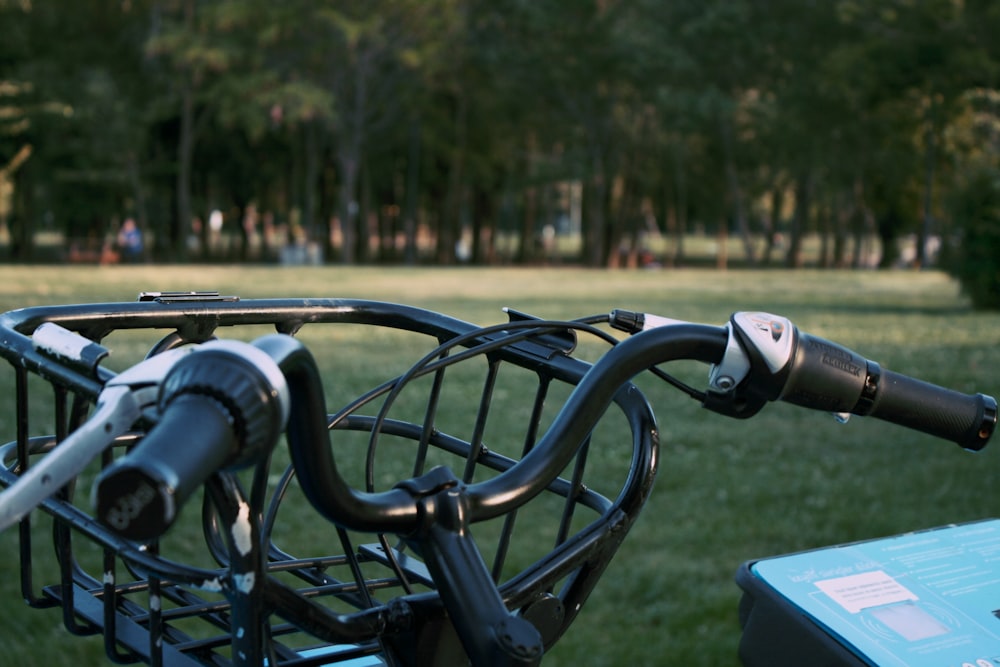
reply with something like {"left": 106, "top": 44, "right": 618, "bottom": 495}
{"left": 0, "top": 298, "right": 696, "bottom": 529}
{"left": 466, "top": 324, "right": 727, "bottom": 518}
{"left": 0, "top": 298, "right": 721, "bottom": 666}
{"left": 0, "top": 298, "right": 482, "bottom": 342}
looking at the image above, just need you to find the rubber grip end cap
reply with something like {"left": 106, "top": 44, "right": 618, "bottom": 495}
{"left": 95, "top": 464, "right": 176, "bottom": 541}
{"left": 965, "top": 393, "right": 997, "bottom": 452}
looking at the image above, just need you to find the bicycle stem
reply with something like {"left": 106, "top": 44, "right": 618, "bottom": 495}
{"left": 262, "top": 334, "right": 546, "bottom": 665}
{"left": 252, "top": 334, "right": 421, "bottom": 533}
{"left": 398, "top": 467, "right": 544, "bottom": 666}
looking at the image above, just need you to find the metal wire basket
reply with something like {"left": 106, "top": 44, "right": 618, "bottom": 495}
{"left": 0, "top": 293, "right": 658, "bottom": 666}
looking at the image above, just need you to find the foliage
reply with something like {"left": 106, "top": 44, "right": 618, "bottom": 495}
{"left": 944, "top": 167, "right": 1000, "bottom": 309}
{"left": 942, "top": 88, "right": 1000, "bottom": 309}
{"left": 1, "top": 1, "right": 999, "bottom": 277}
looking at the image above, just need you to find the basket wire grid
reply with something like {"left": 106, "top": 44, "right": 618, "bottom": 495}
{"left": 0, "top": 296, "right": 659, "bottom": 666}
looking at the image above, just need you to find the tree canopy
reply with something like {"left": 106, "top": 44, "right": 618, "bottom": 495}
{"left": 1, "top": 0, "right": 998, "bottom": 270}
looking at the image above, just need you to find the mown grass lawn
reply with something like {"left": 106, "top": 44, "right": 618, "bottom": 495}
{"left": 0, "top": 264, "right": 997, "bottom": 666}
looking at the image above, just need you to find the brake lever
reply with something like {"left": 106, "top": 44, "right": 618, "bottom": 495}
{"left": 0, "top": 326, "right": 193, "bottom": 532}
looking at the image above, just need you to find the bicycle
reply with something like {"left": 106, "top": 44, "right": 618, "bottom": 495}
{"left": 0, "top": 292, "right": 993, "bottom": 666}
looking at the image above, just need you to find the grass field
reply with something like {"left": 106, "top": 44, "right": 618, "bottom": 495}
{"left": 0, "top": 264, "right": 997, "bottom": 666}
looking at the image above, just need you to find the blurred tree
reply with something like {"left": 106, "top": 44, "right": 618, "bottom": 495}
{"left": 944, "top": 165, "right": 1000, "bottom": 309}
{"left": 0, "top": 0, "right": 155, "bottom": 259}
{"left": 146, "top": 0, "right": 266, "bottom": 258}
{"left": 2, "top": 0, "right": 1000, "bottom": 271}
{"left": 494, "top": 1, "right": 646, "bottom": 267}
{"left": 942, "top": 88, "right": 1000, "bottom": 308}
{"left": 0, "top": 1, "right": 32, "bottom": 259}
{"left": 248, "top": 0, "right": 456, "bottom": 263}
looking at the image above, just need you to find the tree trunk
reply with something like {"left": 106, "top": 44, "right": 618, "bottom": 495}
{"left": 319, "top": 160, "right": 336, "bottom": 263}
{"left": 471, "top": 187, "right": 496, "bottom": 265}
{"left": 2, "top": 145, "right": 33, "bottom": 261}
{"left": 402, "top": 117, "right": 421, "bottom": 265}
{"left": 302, "top": 121, "right": 321, "bottom": 244}
{"left": 818, "top": 199, "right": 832, "bottom": 268}
{"left": 335, "top": 43, "right": 373, "bottom": 265}
{"left": 918, "top": 114, "right": 937, "bottom": 268}
{"left": 761, "top": 185, "right": 783, "bottom": 266}
{"left": 232, "top": 203, "right": 249, "bottom": 262}
{"left": 337, "top": 150, "right": 359, "bottom": 264}
{"left": 720, "top": 116, "right": 756, "bottom": 265}
{"left": 516, "top": 186, "right": 538, "bottom": 264}
{"left": 716, "top": 224, "right": 728, "bottom": 270}
{"left": 877, "top": 206, "right": 901, "bottom": 268}
{"left": 9, "top": 166, "right": 33, "bottom": 261}
{"left": 438, "top": 93, "right": 467, "bottom": 265}
{"left": 583, "top": 149, "right": 607, "bottom": 267}
{"left": 606, "top": 175, "right": 626, "bottom": 268}
{"left": 786, "top": 171, "right": 811, "bottom": 268}
{"left": 515, "top": 134, "right": 539, "bottom": 265}
{"left": 607, "top": 175, "right": 641, "bottom": 269}
{"left": 668, "top": 145, "right": 687, "bottom": 266}
{"left": 172, "top": 0, "right": 199, "bottom": 261}
{"left": 832, "top": 202, "right": 849, "bottom": 268}
{"left": 176, "top": 81, "right": 195, "bottom": 260}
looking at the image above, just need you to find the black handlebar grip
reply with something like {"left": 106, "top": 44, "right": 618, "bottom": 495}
{"left": 778, "top": 332, "right": 870, "bottom": 413}
{"left": 778, "top": 331, "right": 997, "bottom": 451}
{"left": 95, "top": 394, "right": 237, "bottom": 540}
{"left": 94, "top": 342, "right": 288, "bottom": 540}
{"left": 869, "top": 369, "right": 997, "bottom": 451}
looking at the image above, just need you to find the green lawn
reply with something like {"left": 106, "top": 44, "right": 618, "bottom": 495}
{"left": 0, "top": 265, "right": 997, "bottom": 666}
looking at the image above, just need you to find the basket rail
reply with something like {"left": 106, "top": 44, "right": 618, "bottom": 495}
{"left": 0, "top": 296, "right": 659, "bottom": 667}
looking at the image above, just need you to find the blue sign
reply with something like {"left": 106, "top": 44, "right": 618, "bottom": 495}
{"left": 750, "top": 519, "right": 1000, "bottom": 667}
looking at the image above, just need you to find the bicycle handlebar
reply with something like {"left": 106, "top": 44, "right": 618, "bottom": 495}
{"left": 283, "top": 322, "right": 731, "bottom": 533}
{"left": 0, "top": 299, "right": 994, "bottom": 667}
{"left": 780, "top": 330, "right": 996, "bottom": 450}
{"left": 93, "top": 338, "right": 290, "bottom": 540}
{"left": 4, "top": 308, "right": 994, "bottom": 541}
{"left": 612, "top": 309, "right": 996, "bottom": 451}
{"left": 245, "top": 314, "right": 996, "bottom": 536}
{"left": 719, "top": 311, "right": 994, "bottom": 450}
{"left": 467, "top": 323, "right": 728, "bottom": 519}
